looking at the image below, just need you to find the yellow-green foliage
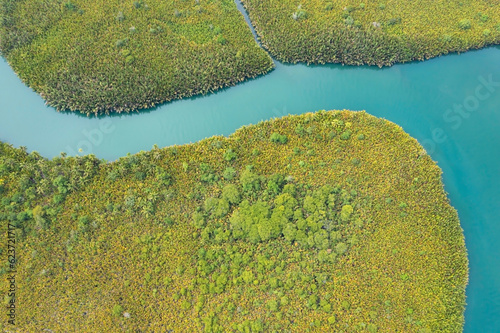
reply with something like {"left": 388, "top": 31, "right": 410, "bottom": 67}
{"left": 241, "top": 0, "right": 500, "bottom": 65}
{"left": 0, "top": 0, "right": 273, "bottom": 114}
{"left": 0, "top": 111, "right": 468, "bottom": 332}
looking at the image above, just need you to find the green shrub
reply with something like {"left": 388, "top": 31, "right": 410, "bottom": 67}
{"left": 16, "top": 211, "right": 29, "bottom": 222}
{"left": 52, "top": 194, "right": 64, "bottom": 204}
{"left": 251, "top": 319, "right": 264, "bottom": 332}
{"left": 135, "top": 171, "right": 146, "bottom": 180}
{"left": 307, "top": 294, "right": 318, "bottom": 309}
{"left": 115, "top": 39, "right": 127, "bottom": 48}
{"left": 458, "top": 19, "right": 471, "bottom": 30}
{"left": 320, "top": 132, "right": 333, "bottom": 143}
{"left": 283, "top": 183, "right": 296, "bottom": 196}
{"left": 442, "top": 34, "right": 452, "bottom": 42}
{"left": 295, "top": 124, "right": 305, "bottom": 135}
{"left": 205, "top": 197, "right": 218, "bottom": 212}
{"left": 64, "top": 1, "right": 77, "bottom": 11}
{"left": 345, "top": 6, "right": 355, "bottom": 13}
{"left": 267, "top": 299, "right": 279, "bottom": 311}
{"left": 213, "top": 26, "right": 222, "bottom": 35}
{"left": 248, "top": 226, "right": 262, "bottom": 243}
{"left": 224, "top": 149, "right": 237, "bottom": 162}
{"left": 478, "top": 13, "right": 489, "bottom": 22}
{"left": 181, "top": 300, "right": 191, "bottom": 310}
{"left": 33, "top": 205, "right": 48, "bottom": 229}
{"left": 340, "top": 204, "right": 353, "bottom": 221}
{"left": 240, "top": 168, "right": 261, "bottom": 192}
{"left": 112, "top": 305, "right": 123, "bottom": 317}
{"left": 223, "top": 167, "right": 236, "bottom": 180}
{"left": 335, "top": 242, "right": 348, "bottom": 254}
{"left": 192, "top": 211, "right": 206, "bottom": 229}
{"left": 156, "top": 172, "right": 172, "bottom": 187}
{"left": 125, "top": 55, "right": 135, "bottom": 64}
{"left": 388, "top": 17, "right": 401, "bottom": 26}
{"left": 267, "top": 174, "right": 284, "bottom": 194}
{"left": 241, "top": 270, "right": 254, "bottom": 284}
{"left": 200, "top": 163, "right": 217, "bottom": 183}
{"left": 163, "top": 216, "right": 175, "bottom": 226}
{"left": 270, "top": 133, "right": 288, "bottom": 144}
{"left": 283, "top": 223, "right": 297, "bottom": 242}
{"left": 378, "top": 3, "right": 386, "bottom": 10}
{"left": 214, "top": 199, "right": 230, "bottom": 218}
{"left": 222, "top": 184, "right": 241, "bottom": 204}
{"left": 217, "top": 35, "right": 227, "bottom": 45}
{"left": 53, "top": 176, "right": 69, "bottom": 194}
{"left": 321, "top": 301, "right": 332, "bottom": 313}
{"left": 340, "top": 130, "right": 352, "bottom": 140}
{"left": 483, "top": 29, "right": 491, "bottom": 37}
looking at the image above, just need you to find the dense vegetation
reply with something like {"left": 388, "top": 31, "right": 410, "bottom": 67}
{"left": 241, "top": 0, "right": 500, "bottom": 66}
{"left": 0, "top": 0, "right": 273, "bottom": 115}
{"left": 0, "top": 111, "right": 468, "bottom": 332}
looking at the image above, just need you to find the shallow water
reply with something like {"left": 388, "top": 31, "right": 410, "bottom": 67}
{"left": 1, "top": 47, "right": 500, "bottom": 331}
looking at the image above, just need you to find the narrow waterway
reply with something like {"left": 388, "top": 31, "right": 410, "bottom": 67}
{"left": 234, "top": 0, "right": 265, "bottom": 48}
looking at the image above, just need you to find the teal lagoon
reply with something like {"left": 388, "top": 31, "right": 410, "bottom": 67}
{"left": 1, "top": 47, "right": 499, "bottom": 332}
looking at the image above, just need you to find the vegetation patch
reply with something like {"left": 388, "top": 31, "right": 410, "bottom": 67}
{"left": 0, "top": 0, "right": 273, "bottom": 115}
{"left": 0, "top": 110, "right": 467, "bottom": 331}
{"left": 241, "top": 0, "right": 500, "bottom": 66}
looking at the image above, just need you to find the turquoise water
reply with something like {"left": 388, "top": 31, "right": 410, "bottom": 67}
{"left": 1, "top": 47, "right": 500, "bottom": 331}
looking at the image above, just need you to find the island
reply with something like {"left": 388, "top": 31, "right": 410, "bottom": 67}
{"left": 0, "top": 0, "right": 273, "bottom": 114}
{"left": 0, "top": 110, "right": 468, "bottom": 332}
{"left": 242, "top": 0, "right": 500, "bottom": 66}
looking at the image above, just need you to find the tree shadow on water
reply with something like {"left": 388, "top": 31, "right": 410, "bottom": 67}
{"left": 56, "top": 66, "right": 277, "bottom": 120}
